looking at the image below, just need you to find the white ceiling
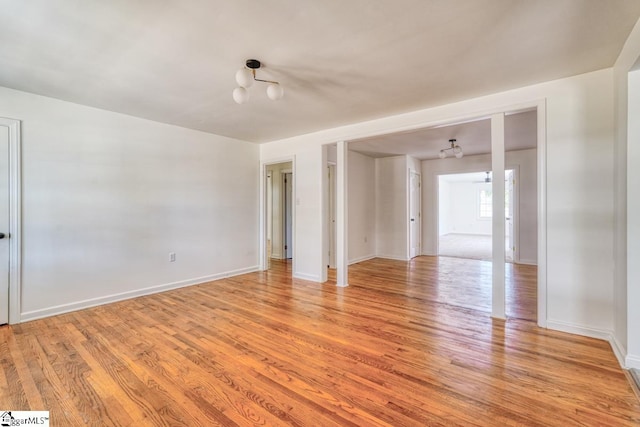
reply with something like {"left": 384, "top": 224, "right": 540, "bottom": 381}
{"left": 348, "top": 110, "right": 537, "bottom": 160}
{"left": 1, "top": 1, "right": 639, "bottom": 143}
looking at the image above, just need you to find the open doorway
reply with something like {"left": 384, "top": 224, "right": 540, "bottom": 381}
{"left": 337, "top": 106, "right": 543, "bottom": 323}
{"left": 437, "top": 170, "right": 516, "bottom": 262}
{"left": 265, "top": 161, "right": 293, "bottom": 272}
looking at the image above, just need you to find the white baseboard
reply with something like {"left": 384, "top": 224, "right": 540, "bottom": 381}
{"left": 376, "top": 254, "right": 410, "bottom": 261}
{"left": 546, "top": 319, "right": 630, "bottom": 368}
{"left": 349, "top": 254, "right": 376, "bottom": 265}
{"left": 609, "top": 334, "right": 629, "bottom": 369}
{"left": 293, "top": 272, "right": 322, "bottom": 282}
{"left": 546, "top": 319, "right": 612, "bottom": 341}
{"left": 20, "top": 265, "right": 260, "bottom": 323}
{"left": 516, "top": 259, "right": 537, "bottom": 266}
{"left": 626, "top": 354, "right": 640, "bottom": 370}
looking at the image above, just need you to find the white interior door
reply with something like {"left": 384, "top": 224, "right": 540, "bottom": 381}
{"left": 505, "top": 170, "right": 515, "bottom": 262}
{"left": 266, "top": 171, "right": 273, "bottom": 268}
{"left": 0, "top": 126, "right": 9, "bottom": 324}
{"left": 409, "top": 171, "right": 421, "bottom": 259}
{"left": 284, "top": 172, "right": 293, "bottom": 259}
{"left": 328, "top": 165, "right": 337, "bottom": 268}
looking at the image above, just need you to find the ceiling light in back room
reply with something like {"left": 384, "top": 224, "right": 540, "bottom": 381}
{"left": 439, "top": 139, "right": 464, "bottom": 159}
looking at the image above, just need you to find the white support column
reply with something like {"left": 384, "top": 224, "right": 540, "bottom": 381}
{"left": 627, "top": 70, "right": 640, "bottom": 368}
{"left": 320, "top": 145, "right": 328, "bottom": 283}
{"left": 336, "top": 141, "right": 349, "bottom": 287}
{"left": 491, "top": 113, "right": 506, "bottom": 319}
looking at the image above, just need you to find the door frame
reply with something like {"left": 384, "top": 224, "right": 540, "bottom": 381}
{"left": 338, "top": 99, "right": 546, "bottom": 327}
{"left": 327, "top": 163, "right": 337, "bottom": 268}
{"left": 408, "top": 169, "right": 421, "bottom": 258}
{"left": 260, "top": 157, "right": 295, "bottom": 272}
{"left": 0, "top": 117, "right": 21, "bottom": 324}
{"left": 282, "top": 171, "right": 293, "bottom": 259}
{"left": 505, "top": 167, "right": 520, "bottom": 263}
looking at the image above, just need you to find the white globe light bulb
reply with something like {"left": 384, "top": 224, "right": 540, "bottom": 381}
{"left": 267, "top": 83, "right": 284, "bottom": 100}
{"left": 233, "top": 87, "right": 249, "bottom": 104}
{"left": 455, "top": 151, "right": 464, "bottom": 159}
{"left": 235, "top": 68, "right": 254, "bottom": 88}
{"left": 438, "top": 150, "right": 446, "bottom": 159}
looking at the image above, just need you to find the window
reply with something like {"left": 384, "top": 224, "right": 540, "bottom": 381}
{"left": 478, "top": 189, "right": 492, "bottom": 219}
{"left": 478, "top": 187, "right": 510, "bottom": 219}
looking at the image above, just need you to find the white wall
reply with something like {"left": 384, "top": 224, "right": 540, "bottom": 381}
{"left": 0, "top": 86, "right": 259, "bottom": 321}
{"left": 348, "top": 151, "right": 375, "bottom": 263}
{"left": 438, "top": 180, "right": 452, "bottom": 235}
{"left": 627, "top": 69, "right": 640, "bottom": 368}
{"left": 260, "top": 68, "right": 615, "bottom": 339}
{"left": 423, "top": 149, "right": 537, "bottom": 264}
{"left": 422, "top": 149, "right": 538, "bottom": 264}
{"left": 544, "top": 70, "right": 614, "bottom": 334}
{"left": 514, "top": 150, "right": 538, "bottom": 264}
{"left": 441, "top": 180, "right": 493, "bottom": 236}
{"left": 375, "top": 156, "right": 408, "bottom": 260}
{"left": 613, "top": 16, "right": 640, "bottom": 368}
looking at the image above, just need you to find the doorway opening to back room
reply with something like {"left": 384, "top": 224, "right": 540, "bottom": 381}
{"left": 325, "top": 144, "right": 338, "bottom": 283}
{"left": 346, "top": 108, "right": 539, "bottom": 322}
{"left": 437, "top": 169, "right": 515, "bottom": 262}
{"left": 265, "top": 161, "right": 293, "bottom": 276}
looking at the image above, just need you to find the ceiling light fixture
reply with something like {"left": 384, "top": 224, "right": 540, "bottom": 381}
{"left": 438, "top": 139, "right": 464, "bottom": 159}
{"left": 233, "top": 59, "right": 284, "bottom": 104}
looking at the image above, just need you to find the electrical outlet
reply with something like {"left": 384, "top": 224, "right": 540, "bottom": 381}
{"left": 169, "top": 252, "right": 176, "bottom": 262}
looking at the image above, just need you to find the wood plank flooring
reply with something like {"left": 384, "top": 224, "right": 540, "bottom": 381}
{"left": 1, "top": 256, "right": 638, "bottom": 426}
{"left": 357, "top": 256, "right": 537, "bottom": 322}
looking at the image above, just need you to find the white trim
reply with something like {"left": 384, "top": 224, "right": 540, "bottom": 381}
{"left": 293, "top": 272, "right": 322, "bottom": 282}
{"left": 260, "top": 157, "right": 296, "bottom": 274}
{"left": 321, "top": 145, "right": 329, "bottom": 282}
{"left": 349, "top": 254, "right": 376, "bottom": 265}
{"left": 336, "top": 141, "right": 349, "bottom": 287}
{"left": 546, "top": 319, "right": 612, "bottom": 341}
{"left": 609, "top": 333, "right": 629, "bottom": 369}
{"left": 408, "top": 169, "right": 422, "bottom": 259}
{"left": 20, "top": 266, "right": 259, "bottom": 323}
{"left": 327, "top": 163, "right": 337, "bottom": 270}
{"left": 376, "top": 254, "right": 410, "bottom": 261}
{"left": 333, "top": 101, "right": 544, "bottom": 150}
{"left": 433, "top": 100, "right": 546, "bottom": 327}
{"left": 336, "top": 98, "right": 547, "bottom": 324}
{"left": 536, "top": 99, "right": 548, "bottom": 328}
{"left": 546, "top": 321, "right": 632, "bottom": 370}
{"left": 282, "top": 170, "right": 293, "bottom": 260}
{"left": 626, "top": 354, "right": 640, "bottom": 370}
{"left": 491, "top": 112, "right": 506, "bottom": 320}
{"left": 516, "top": 259, "right": 538, "bottom": 266}
{"left": 508, "top": 166, "right": 520, "bottom": 264}
{"left": 0, "top": 117, "right": 21, "bottom": 325}
{"left": 406, "top": 163, "right": 410, "bottom": 259}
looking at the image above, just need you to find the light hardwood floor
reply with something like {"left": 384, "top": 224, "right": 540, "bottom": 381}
{"left": 0, "top": 256, "right": 638, "bottom": 426}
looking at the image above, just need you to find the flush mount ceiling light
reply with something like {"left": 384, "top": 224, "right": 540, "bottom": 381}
{"left": 233, "top": 59, "right": 284, "bottom": 104}
{"left": 438, "top": 138, "right": 464, "bottom": 159}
